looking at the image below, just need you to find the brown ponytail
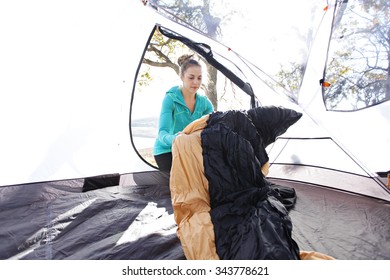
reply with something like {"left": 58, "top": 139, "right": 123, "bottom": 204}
{"left": 178, "top": 54, "right": 201, "bottom": 77}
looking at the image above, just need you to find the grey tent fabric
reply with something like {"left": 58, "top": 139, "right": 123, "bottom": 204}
{"left": 0, "top": 175, "right": 184, "bottom": 260}
{"left": 0, "top": 172, "right": 389, "bottom": 259}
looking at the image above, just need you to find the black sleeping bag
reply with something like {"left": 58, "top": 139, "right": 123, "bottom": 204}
{"left": 201, "top": 106, "right": 302, "bottom": 259}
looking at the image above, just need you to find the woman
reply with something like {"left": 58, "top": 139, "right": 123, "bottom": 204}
{"left": 153, "top": 54, "right": 214, "bottom": 172}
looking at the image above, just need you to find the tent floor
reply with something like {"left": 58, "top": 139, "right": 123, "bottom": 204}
{"left": 270, "top": 178, "right": 390, "bottom": 260}
{"left": 0, "top": 173, "right": 388, "bottom": 260}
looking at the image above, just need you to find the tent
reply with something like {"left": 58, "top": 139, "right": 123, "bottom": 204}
{"left": 0, "top": 0, "right": 389, "bottom": 260}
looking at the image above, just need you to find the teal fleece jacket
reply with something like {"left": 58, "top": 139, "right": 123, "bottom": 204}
{"left": 153, "top": 86, "right": 214, "bottom": 155}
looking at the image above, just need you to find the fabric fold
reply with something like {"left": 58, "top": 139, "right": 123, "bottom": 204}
{"left": 170, "top": 115, "right": 219, "bottom": 260}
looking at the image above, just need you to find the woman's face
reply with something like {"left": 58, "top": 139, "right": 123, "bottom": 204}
{"left": 181, "top": 65, "right": 202, "bottom": 95}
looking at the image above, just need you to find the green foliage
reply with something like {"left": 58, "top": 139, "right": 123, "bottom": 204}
{"left": 274, "top": 62, "right": 304, "bottom": 95}
{"left": 138, "top": 66, "right": 153, "bottom": 87}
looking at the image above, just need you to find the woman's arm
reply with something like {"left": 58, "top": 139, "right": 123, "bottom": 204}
{"left": 157, "top": 95, "right": 177, "bottom": 146}
{"left": 204, "top": 97, "right": 214, "bottom": 114}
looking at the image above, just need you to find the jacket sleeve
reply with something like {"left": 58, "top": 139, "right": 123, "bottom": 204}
{"left": 203, "top": 97, "right": 214, "bottom": 115}
{"left": 157, "top": 95, "right": 177, "bottom": 146}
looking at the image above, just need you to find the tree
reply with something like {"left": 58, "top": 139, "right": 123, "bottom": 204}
{"left": 323, "top": 0, "right": 389, "bottom": 110}
{"left": 141, "top": 0, "right": 225, "bottom": 110}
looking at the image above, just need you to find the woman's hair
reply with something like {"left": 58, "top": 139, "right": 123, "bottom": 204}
{"left": 178, "top": 54, "right": 201, "bottom": 77}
